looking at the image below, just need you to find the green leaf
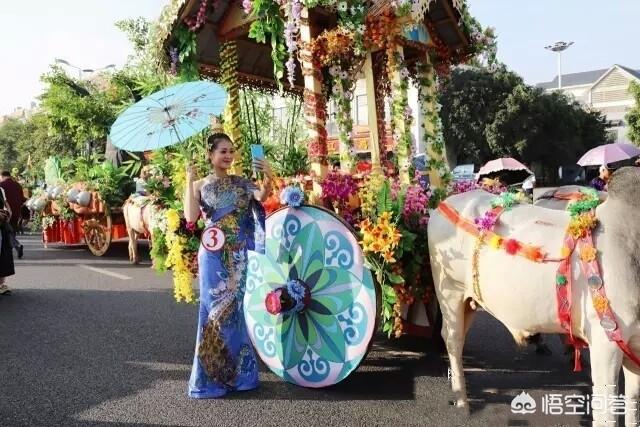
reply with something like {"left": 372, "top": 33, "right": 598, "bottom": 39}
{"left": 386, "top": 272, "right": 405, "bottom": 285}
{"left": 377, "top": 181, "right": 393, "bottom": 215}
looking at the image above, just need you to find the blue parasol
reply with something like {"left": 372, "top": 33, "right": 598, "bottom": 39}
{"left": 109, "top": 81, "right": 227, "bottom": 152}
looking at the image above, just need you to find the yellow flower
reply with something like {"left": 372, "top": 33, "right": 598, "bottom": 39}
{"left": 567, "top": 212, "right": 598, "bottom": 239}
{"left": 382, "top": 252, "right": 396, "bottom": 263}
{"left": 560, "top": 245, "right": 571, "bottom": 259}
{"left": 488, "top": 235, "right": 503, "bottom": 249}
{"left": 593, "top": 294, "right": 609, "bottom": 314}
{"left": 580, "top": 245, "right": 597, "bottom": 262}
{"left": 166, "top": 209, "right": 181, "bottom": 233}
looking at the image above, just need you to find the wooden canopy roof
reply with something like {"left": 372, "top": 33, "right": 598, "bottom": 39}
{"left": 164, "top": 0, "right": 472, "bottom": 92}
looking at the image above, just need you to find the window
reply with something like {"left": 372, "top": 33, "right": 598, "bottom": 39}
{"left": 355, "top": 94, "right": 368, "bottom": 125}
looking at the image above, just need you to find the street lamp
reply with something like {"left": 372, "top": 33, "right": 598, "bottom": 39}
{"left": 544, "top": 41, "right": 574, "bottom": 90}
{"left": 54, "top": 58, "right": 116, "bottom": 79}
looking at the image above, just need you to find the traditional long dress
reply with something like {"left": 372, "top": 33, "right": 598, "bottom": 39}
{"left": 0, "top": 189, "right": 15, "bottom": 280}
{"left": 188, "top": 175, "right": 265, "bottom": 398}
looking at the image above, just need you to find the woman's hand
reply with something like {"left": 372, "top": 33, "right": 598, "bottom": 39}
{"left": 186, "top": 164, "right": 196, "bottom": 182}
{"left": 253, "top": 159, "right": 274, "bottom": 180}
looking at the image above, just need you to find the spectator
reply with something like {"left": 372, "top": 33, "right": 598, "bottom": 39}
{"left": 0, "top": 187, "right": 14, "bottom": 295}
{"left": 589, "top": 164, "right": 611, "bottom": 191}
{"left": 0, "top": 170, "right": 25, "bottom": 258}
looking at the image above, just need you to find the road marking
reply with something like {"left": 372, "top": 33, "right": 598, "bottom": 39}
{"left": 78, "top": 265, "right": 132, "bottom": 280}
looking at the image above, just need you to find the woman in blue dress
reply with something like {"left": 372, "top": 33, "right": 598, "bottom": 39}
{"left": 184, "top": 133, "right": 273, "bottom": 398}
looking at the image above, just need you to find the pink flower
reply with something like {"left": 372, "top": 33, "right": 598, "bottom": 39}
{"left": 185, "top": 221, "right": 197, "bottom": 232}
{"left": 242, "top": 0, "right": 252, "bottom": 14}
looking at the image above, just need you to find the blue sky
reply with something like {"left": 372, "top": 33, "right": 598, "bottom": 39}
{"left": 1, "top": 0, "right": 638, "bottom": 115}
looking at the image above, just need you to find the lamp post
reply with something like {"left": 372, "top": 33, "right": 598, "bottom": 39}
{"left": 54, "top": 58, "right": 116, "bottom": 79}
{"left": 544, "top": 41, "right": 574, "bottom": 90}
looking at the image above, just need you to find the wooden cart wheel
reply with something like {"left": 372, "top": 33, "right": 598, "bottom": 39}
{"left": 83, "top": 212, "right": 112, "bottom": 256}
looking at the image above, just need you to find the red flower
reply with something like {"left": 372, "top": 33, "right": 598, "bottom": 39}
{"left": 504, "top": 239, "right": 521, "bottom": 255}
{"left": 265, "top": 290, "right": 282, "bottom": 315}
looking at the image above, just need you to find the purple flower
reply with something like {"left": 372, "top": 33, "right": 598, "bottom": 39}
{"left": 474, "top": 211, "right": 498, "bottom": 232}
{"left": 242, "top": 0, "right": 252, "bottom": 13}
{"left": 291, "top": 0, "right": 302, "bottom": 19}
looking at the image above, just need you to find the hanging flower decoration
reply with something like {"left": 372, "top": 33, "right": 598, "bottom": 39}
{"left": 283, "top": 0, "right": 303, "bottom": 87}
{"left": 414, "top": 60, "right": 452, "bottom": 205}
{"left": 164, "top": 209, "right": 204, "bottom": 303}
{"left": 184, "top": 0, "right": 210, "bottom": 31}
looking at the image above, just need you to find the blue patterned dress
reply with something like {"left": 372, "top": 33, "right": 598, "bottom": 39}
{"left": 188, "top": 175, "right": 265, "bottom": 398}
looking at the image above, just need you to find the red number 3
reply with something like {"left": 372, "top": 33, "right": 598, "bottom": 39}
{"left": 202, "top": 227, "right": 225, "bottom": 252}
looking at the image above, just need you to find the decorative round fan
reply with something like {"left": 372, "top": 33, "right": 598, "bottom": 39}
{"left": 244, "top": 205, "right": 377, "bottom": 388}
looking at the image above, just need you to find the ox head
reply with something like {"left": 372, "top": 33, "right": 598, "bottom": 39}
{"left": 607, "top": 167, "right": 640, "bottom": 210}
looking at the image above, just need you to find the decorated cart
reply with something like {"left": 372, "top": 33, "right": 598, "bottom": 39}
{"left": 149, "top": 0, "right": 493, "bottom": 387}
{"left": 31, "top": 187, "right": 128, "bottom": 255}
{"left": 26, "top": 158, "right": 135, "bottom": 256}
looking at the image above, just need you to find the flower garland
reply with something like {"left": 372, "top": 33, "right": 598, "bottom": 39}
{"left": 283, "top": 0, "right": 303, "bottom": 87}
{"left": 220, "top": 41, "right": 242, "bottom": 147}
{"left": 165, "top": 209, "right": 196, "bottom": 303}
{"left": 184, "top": 0, "right": 209, "bottom": 31}
{"left": 389, "top": 50, "right": 413, "bottom": 181}
{"left": 329, "top": 65, "right": 357, "bottom": 170}
{"left": 415, "top": 60, "right": 451, "bottom": 205}
{"left": 246, "top": 0, "right": 287, "bottom": 88}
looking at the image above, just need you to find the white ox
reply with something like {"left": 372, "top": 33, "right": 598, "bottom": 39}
{"left": 122, "top": 197, "right": 158, "bottom": 264}
{"left": 428, "top": 167, "right": 640, "bottom": 426}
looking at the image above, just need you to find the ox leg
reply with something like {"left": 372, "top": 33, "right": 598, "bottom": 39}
{"left": 623, "top": 360, "right": 640, "bottom": 426}
{"left": 591, "top": 341, "right": 622, "bottom": 426}
{"left": 127, "top": 226, "right": 138, "bottom": 264}
{"left": 439, "top": 287, "right": 469, "bottom": 409}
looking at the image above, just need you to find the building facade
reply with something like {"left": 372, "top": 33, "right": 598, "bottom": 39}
{"left": 537, "top": 64, "right": 640, "bottom": 144}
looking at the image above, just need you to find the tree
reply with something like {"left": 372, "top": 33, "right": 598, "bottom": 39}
{"left": 486, "top": 85, "right": 607, "bottom": 181}
{"left": 39, "top": 67, "right": 128, "bottom": 156}
{"left": 627, "top": 81, "right": 640, "bottom": 145}
{"left": 439, "top": 66, "right": 608, "bottom": 182}
{"left": 0, "top": 118, "right": 26, "bottom": 171}
{"left": 439, "top": 65, "right": 523, "bottom": 165}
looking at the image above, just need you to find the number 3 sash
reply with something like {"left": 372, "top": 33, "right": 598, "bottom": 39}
{"left": 201, "top": 226, "right": 225, "bottom": 252}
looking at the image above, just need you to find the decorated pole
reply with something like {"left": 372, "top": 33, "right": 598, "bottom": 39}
{"left": 299, "top": 6, "right": 328, "bottom": 182}
{"left": 416, "top": 57, "right": 451, "bottom": 198}
{"left": 219, "top": 41, "right": 244, "bottom": 173}
{"left": 389, "top": 45, "right": 412, "bottom": 185}
{"left": 363, "top": 52, "right": 382, "bottom": 172}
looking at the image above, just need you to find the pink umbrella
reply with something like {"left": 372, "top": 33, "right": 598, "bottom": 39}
{"left": 478, "top": 157, "right": 532, "bottom": 176}
{"left": 478, "top": 157, "right": 533, "bottom": 184}
{"left": 577, "top": 143, "right": 640, "bottom": 166}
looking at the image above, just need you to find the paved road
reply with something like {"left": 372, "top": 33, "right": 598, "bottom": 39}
{"left": 1, "top": 235, "right": 594, "bottom": 426}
